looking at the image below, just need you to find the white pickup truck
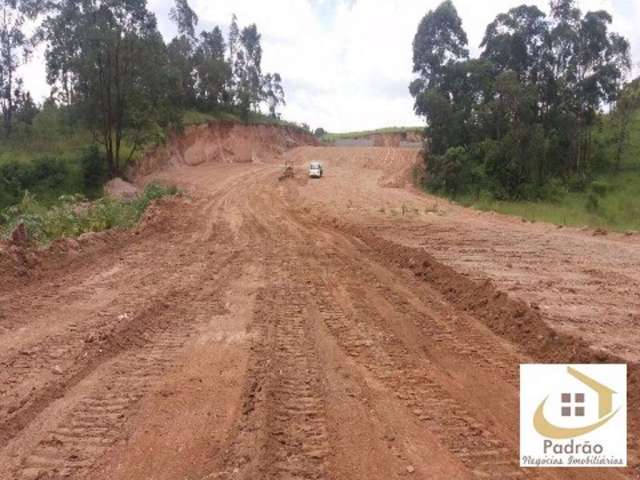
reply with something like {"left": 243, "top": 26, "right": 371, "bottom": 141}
{"left": 309, "top": 161, "right": 323, "bottom": 178}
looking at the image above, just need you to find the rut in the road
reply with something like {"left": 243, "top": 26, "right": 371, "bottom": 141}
{"left": 214, "top": 253, "right": 330, "bottom": 480}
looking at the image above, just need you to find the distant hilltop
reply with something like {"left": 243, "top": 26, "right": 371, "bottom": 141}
{"left": 323, "top": 127, "right": 424, "bottom": 148}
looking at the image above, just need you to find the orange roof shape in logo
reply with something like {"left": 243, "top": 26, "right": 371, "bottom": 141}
{"left": 533, "top": 366, "right": 620, "bottom": 439}
{"left": 567, "top": 366, "right": 616, "bottom": 419}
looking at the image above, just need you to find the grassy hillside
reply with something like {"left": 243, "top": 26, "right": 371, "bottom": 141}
{"left": 322, "top": 126, "right": 423, "bottom": 142}
{"left": 454, "top": 110, "right": 640, "bottom": 232}
{"left": 182, "top": 109, "right": 312, "bottom": 133}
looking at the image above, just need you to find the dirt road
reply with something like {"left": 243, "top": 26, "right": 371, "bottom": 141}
{"left": 1, "top": 145, "right": 639, "bottom": 479}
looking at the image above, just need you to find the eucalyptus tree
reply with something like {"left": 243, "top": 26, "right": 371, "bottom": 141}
{"left": 263, "top": 72, "right": 285, "bottom": 118}
{"left": 0, "top": 0, "right": 30, "bottom": 136}
{"left": 237, "top": 23, "right": 263, "bottom": 117}
{"left": 194, "top": 26, "right": 230, "bottom": 109}
{"left": 42, "top": 0, "right": 176, "bottom": 176}
{"left": 411, "top": 0, "right": 631, "bottom": 199}
{"left": 409, "top": 0, "right": 469, "bottom": 155}
{"left": 167, "top": 0, "right": 198, "bottom": 108}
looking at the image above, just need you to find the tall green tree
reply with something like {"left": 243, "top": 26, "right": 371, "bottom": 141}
{"left": 0, "top": 0, "right": 30, "bottom": 136}
{"left": 167, "top": 0, "right": 199, "bottom": 109}
{"left": 263, "top": 72, "right": 285, "bottom": 118}
{"left": 236, "top": 23, "right": 263, "bottom": 117}
{"left": 169, "top": 0, "right": 198, "bottom": 41}
{"left": 42, "top": 0, "right": 177, "bottom": 177}
{"left": 409, "top": 0, "right": 469, "bottom": 155}
{"left": 481, "top": 5, "right": 548, "bottom": 86}
{"left": 227, "top": 13, "right": 240, "bottom": 105}
{"left": 410, "top": 0, "right": 468, "bottom": 95}
{"left": 194, "top": 26, "right": 229, "bottom": 109}
{"left": 611, "top": 77, "right": 640, "bottom": 170}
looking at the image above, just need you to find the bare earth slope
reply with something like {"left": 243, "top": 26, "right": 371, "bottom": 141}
{"left": 1, "top": 140, "right": 639, "bottom": 479}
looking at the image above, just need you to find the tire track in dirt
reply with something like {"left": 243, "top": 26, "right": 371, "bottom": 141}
{"left": 209, "top": 205, "right": 331, "bottom": 480}
{"left": 221, "top": 289, "right": 330, "bottom": 479}
{"left": 0, "top": 178, "right": 250, "bottom": 451}
{"left": 16, "top": 333, "right": 187, "bottom": 480}
{"left": 0, "top": 245, "right": 237, "bottom": 447}
{"left": 5, "top": 245, "right": 244, "bottom": 480}
{"left": 305, "top": 266, "right": 527, "bottom": 479}
{"left": 250, "top": 182, "right": 529, "bottom": 479}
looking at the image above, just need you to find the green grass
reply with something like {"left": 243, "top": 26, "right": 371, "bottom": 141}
{"left": 0, "top": 129, "right": 91, "bottom": 166}
{"left": 182, "top": 109, "right": 311, "bottom": 134}
{"left": 322, "top": 126, "right": 423, "bottom": 142}
{"left": 0, "top": 182, "right": 179, "bottom": 245}
{"left": 455, "top": 170, "right": 640, "bottom": 232}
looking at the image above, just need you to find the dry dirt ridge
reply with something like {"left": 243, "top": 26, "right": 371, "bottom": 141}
{"left": 1, "top": 124, "right": 639, "bottom": 480}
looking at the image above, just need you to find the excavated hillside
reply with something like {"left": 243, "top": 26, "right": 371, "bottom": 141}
{"left": 131, "top": 121, "right": 318, "bottom": 176}
{"left": 1, "top": 124, "right": 639, "bottom": 480}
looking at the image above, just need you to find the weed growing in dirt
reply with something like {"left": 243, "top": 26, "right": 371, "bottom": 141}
{"left": 0, "top": 183, "right": 178, "bottom": 244}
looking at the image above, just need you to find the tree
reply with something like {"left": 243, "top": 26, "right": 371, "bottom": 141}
{"left": 0, "top": 0, "right": 30, "bottom": 136}
{"left": 227, "top": 14, "right": 240, "bottom": 104}
{"left": 169, "top": 0, "right": 198, "bottom": 41}
{"left": 167, "top": 0, "right": 199, "bottom": 109}
{"left": 195, "top": 26, "right": 229, "bottom": 108}
{"left": 42, "top": 0, "right": 177, "bottom": 177}
{"left": 611, "top": 78, "right": 640, "bottom": 170}
{"left": 13, "top": 87, "right": 38, "bottom": 130}
{"left": 263, "top": 72, "right": 285, "bottom": 118}
{"left": 411, "top": 0, "right": 631, "bottom": 200}
{"left": 480, "top": 5, "right": 548, "bottom": 86}
{"left": 411, "top": 0, "right": 468, "bottom": 94}
{"left": 237, "top": 23, "right": 263, "bottom": 117}
{"left": 167, "top": 35, "right": 197, "bottom": 108}
{"left": 410, "top": 0, "right": 470, "bottom": 153}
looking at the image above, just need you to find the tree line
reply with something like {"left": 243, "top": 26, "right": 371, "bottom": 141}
{"left": 0, "top": 0, "right": 285, "bottom": 177}
{"left": 410, "top": 0, "right": 633, "bottom": 200}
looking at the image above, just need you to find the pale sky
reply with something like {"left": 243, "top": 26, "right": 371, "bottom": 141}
{"left": 19, "top": 0, "right": 640, "bottom": 132}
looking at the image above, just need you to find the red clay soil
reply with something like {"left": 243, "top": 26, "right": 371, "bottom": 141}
{"left": 130, "top": 121, "right": 318, "bottom": 176}
{"left": 1, "top": 134, "right": 639, "bottom": 480}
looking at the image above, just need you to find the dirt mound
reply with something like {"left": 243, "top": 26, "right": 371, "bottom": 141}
{"left": 104, "top": 178, "right": 139, "bottom": 200}
{"left": 131, "top": 121, "right": 318, "bottom": 177}
{"left": 349, "top": 228, "right": 608, "bottom": 361}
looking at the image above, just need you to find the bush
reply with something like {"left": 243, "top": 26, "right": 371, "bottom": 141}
{"left": 0, "top": 160, "right": 30, "bottom": 207}
{"left": 31, "top": 157, "right": 70, "bottom": 191}
{"left": 0, "top": 156, "right": 76, "bottom": 209}
{"left": 540, "top": 178, "right": 568, "bottom": 203}
{"left": 566, "top": 175, "right": 590, "bottom": 192}
{"left": 0, "top": 182, "right": 179, "bottom": 244}
{"left": 427, "top": 146, "right": 469, "bottom": 195}
{"left": 80, "top": 145, "right": 108, "bottom": 197}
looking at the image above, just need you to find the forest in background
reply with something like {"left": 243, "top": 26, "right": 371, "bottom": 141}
{"left": 410, "top": 0, "right": 640, "bottom": 229}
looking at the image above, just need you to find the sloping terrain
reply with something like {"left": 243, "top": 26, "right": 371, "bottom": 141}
{"left": 130, "top": 121, "right": 318, "bottom": 176}
{"left": 1, "top": 134, "right": 639, "bottom": 479}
